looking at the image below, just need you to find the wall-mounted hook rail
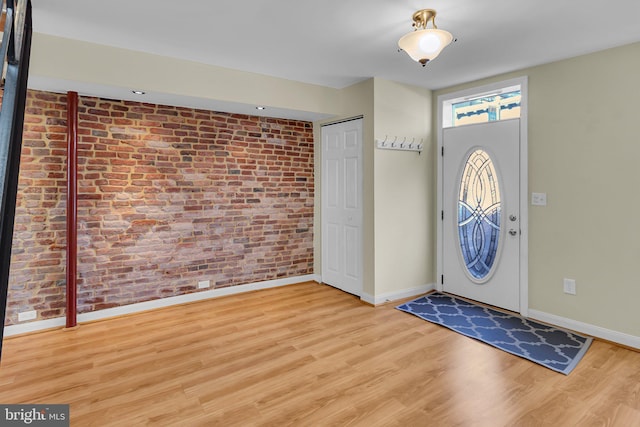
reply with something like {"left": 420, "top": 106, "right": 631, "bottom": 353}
{"left": 375, "top": 136, "right": 423, "bottom": 153}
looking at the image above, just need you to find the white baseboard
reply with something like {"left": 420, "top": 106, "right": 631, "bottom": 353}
{"left": 360, "top": 283, "right": 435, "bottom": 305}
{"left": 4, "top": 274, "right": 322, "bottom": 337}
{"left": 528, "top": 309, "right": 640, "bottom": 350}
{"left": 4, "top": 317, "right": 67, "bottom": 337}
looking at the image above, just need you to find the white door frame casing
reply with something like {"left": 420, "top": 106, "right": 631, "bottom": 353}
{"left": 436, "top": 77, "right": 529, "bottom": 316}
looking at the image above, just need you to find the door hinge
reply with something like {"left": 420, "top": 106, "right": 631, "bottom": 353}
{"left": 441, "top": 210, "right": 444, "bottom": 220}
{"left": 441, "top": 146, "right": 444, "bottom": 156}
{"left": 441, "top": 274, "right": 444, "bottom": 285}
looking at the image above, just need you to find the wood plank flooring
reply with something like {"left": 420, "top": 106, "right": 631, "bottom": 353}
{"left": 1, "top": 282, "right": 639, "bottom": 426}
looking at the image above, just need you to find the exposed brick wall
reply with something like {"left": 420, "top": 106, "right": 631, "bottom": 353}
{"left": 7, "top": 91, "right": 68, "bottom": 324}
{"left": 5, "top": 90, "right": 314, "bottom": 326}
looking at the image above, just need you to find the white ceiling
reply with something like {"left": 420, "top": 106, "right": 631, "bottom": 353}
{"left": 30, "top": 0, "right": 640, "bottom": 116}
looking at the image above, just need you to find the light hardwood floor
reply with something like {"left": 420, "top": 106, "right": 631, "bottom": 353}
{"left": 1, "top": 282, "right": 639, "bottom": 426}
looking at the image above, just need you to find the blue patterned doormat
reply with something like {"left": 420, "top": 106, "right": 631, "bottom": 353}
{"left": 396, "top": 293, "right": 592, "bottom": 375}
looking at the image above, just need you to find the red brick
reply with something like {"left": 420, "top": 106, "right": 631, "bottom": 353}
{"left": 5, "top": 90, "right": 314, "bottom": 326}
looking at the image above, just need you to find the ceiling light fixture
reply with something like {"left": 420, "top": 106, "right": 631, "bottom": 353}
{"left": 256, "top": 106, "right": 266, "bottom": 110}
{"left": 398, "top": 9, "right": 453, "bottom": 66}
{"left": 132, "top": 90, "right": 145, "bottom": 95}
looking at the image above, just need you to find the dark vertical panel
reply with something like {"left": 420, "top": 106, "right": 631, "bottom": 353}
{"left": 0, "top": 0, "right": 33, "bottom": 358}
{"left": 66, "top": 91, "right": 78, "bottom": 328}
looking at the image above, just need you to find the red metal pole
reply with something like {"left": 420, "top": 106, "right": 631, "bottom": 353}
{"left": 66, "top": 91, "right": 78, "bottom": 328}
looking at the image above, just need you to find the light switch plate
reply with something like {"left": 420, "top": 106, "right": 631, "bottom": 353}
{"left": 531, "top": 192, "right": 547, "bottom": 206}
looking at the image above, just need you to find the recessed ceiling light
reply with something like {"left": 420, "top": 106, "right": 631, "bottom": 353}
{"left": 256, "top": 106, "right": 266, "bottom": 110}
{"left": 132, "top": 90, "right": 146, "bottom": 95}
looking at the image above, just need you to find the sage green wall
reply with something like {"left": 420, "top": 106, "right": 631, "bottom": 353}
{"left": 434, "top": 42, "right": 640, "bottom": 337}
{"left": 373, "top": 79, "right": 433, "bottom": 295}
{"left": 29, "top": 33, "right": 341, "bottom": 117}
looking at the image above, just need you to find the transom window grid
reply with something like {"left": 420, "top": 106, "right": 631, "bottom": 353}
{"left": 441, "top": 85, "right": 521, "bottom": 129}
{"left": 452, "top": 90, "right": 521, "bottom": 127}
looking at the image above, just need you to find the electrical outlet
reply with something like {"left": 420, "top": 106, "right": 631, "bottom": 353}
{"left": 18, "top": 310, "right": 37, "bottom": 322}
{"left": 198, "top": 280, "right": 210, "bottom": 289}
{"left": 563, "top": 278, "right": 576, "bottom": 295}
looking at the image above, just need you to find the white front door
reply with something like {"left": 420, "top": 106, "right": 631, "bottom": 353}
{"left": 442, "top": 119, "right": 520, "bottom": 311}
{"left": 321, "top": 119, "right": 363, "bottom": 296}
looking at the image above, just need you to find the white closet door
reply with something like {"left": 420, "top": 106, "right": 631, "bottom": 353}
{"left": 321, "top": 119, "right": 363, "bottom": 296}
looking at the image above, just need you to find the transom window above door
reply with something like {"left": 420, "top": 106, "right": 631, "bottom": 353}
{"left": 442, "top": 85, "right": 521, "bottom": 128}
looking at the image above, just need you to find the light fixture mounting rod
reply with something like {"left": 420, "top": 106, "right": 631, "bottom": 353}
{"left": 412, "top": 9, "right": 437, "bottom": 30}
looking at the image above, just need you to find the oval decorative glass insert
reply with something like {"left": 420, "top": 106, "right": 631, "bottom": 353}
{"left": 458, "top": 149, "right": 501, "bottom": 281}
